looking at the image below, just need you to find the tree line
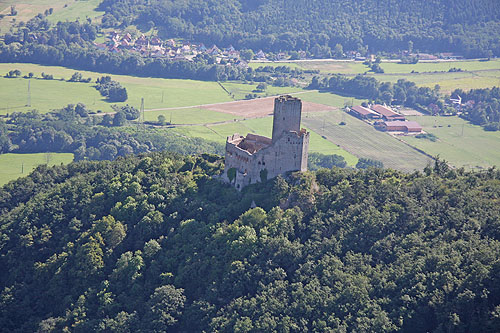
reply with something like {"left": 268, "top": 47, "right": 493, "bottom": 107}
{"left": 0, "top": 105, "right": 225, "bottom": 161}
{"left": 452, "top": 87, "right": 500, "bottom": 131}
{"left": 309, "top": 74, "right": 442, "bottom": 113}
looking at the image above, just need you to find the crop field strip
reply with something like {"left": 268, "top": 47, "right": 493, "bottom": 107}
{"left": 302, "top": 111, "right": 433, "bottom": 172}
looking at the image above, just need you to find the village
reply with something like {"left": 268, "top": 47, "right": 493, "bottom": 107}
{"left": 94, "top": 31, "right": 465, "bottom": 65}
{"left": 94, "top": 30, "right": 274, "bottom": 67}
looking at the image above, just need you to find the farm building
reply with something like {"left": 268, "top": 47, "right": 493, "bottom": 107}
{"left": 349, "top": 105, "right": 381, "bottom": 119}
{"left": 370, "top": 104, "right": 405, "bottom": 121}
{"left": 380, "top": 121, "right": 422, "bottom": 133}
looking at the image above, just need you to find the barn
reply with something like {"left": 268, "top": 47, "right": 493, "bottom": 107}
{"left": 370, "top": 104, "right": 405, "bottom": 121}
{"left": 380, "top": 121, "right": 422, "bottom": 133}
{"left": 349, "top": 105, "right": 381, "bottom": 119}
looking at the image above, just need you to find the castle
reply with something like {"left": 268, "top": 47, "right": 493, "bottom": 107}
{"left": 223, "top": 95, "right": 310, "bottom": 190}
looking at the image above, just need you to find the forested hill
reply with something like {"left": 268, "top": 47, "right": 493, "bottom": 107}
{"left": 99, "top": 0, "right": 500, "bottom": 57}
{"left": 1, "top": 152, "right": 500, "bottom": 332}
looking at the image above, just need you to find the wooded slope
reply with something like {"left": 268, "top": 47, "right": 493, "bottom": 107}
{"left": 0, "top": 153, "right": 500, "bottom": 331}
{"left": 99, "top": 0, "right": 500, "bottom": 57}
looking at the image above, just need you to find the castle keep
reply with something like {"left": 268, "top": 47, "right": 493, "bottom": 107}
{"left": 223, "top": 95, "right": 310, "bottom": 189}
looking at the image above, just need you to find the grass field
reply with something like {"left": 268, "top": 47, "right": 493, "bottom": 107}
{"left": 371, "top": 70, "right": 500, "bottom": 93}
{"left": 400, "top": 116, "right": 500, "bottom": 169}
{"left": 0, "top": 63, "right": 314, "bottom": 115}
{"left": 0, "top": 63, "right": 238, "bottom": 114}
{"left": 0, "top": 0, "right": 103, "bottom": 33}
{"left": 249, "top": 60, "right": 368, "bottom": 74}
{"left": 250, "top": 59, "right": 500, "bottom": 92}
{"left": 221, "top": 82, "right": 304, "bottom": 100}
{"left": 251, "top": 59, "right": 500, "bottom": 75}
{"left": 0, "top": 152, "right": 74, "bottom": 186}
{"left": 379, "top": 59, "right": 500, "bottom": 74}
{"left": 291, "top": 90, "right": 366, "bottom": 108}
{"left": 46, "top": 0, "right": 103, "bottom": 24}
{"left": 143, "top": 107, "right": 242, "bottom": 124}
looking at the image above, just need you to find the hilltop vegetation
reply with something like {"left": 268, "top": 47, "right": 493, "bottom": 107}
{"left": 99, "top": 0, "right": 500, "bottom": 57}
{"left": 0, "top": 153, "right": 499, "bottom": 332}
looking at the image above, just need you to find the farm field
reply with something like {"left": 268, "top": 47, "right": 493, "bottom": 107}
{"left": 401, "top": 116, "right": 500, "bottom": 169}
{"left": 379, "top": 59, "right": 500, "bottom": 74}
{"left": 371, "top": 70, "right": 500, "bottom": 93}
{"left": 201, "top": 95, "right": 336, "bottom": 118}
{"left": 249, "top": 60, "right": 368, "bottom": 74}
{"left": 172, "top": 116, "right": 359, "bottom": 166}
{"left": 46, "top": 0, "right": 103, "bottom": 24}
{"left": 0, "top": 0, "right": 103, "bottom": 32}
{"left": 0, "top": 63, "right": 236, "bottom": 114}
{"left": 291, "top": 90, "right": 366, "bottom": 108}
{"left": 0, "top": 152, "right": 74, "bottom": 186}
{"left": 0, "top": 63, "right": 314, "bottom": 115}
{"left": 143, "top": 107, "right": 242, "bottom": 124}
{"left": 250, "top": 59, "right": 500, "bottom": 92}
{"left": 221, "top": 81, "right": 303, "bottom": 100}
{"left": 251, "top": 59, "right": 500, "bottom": 75}
{"left": 302, "top": 110, "right": 434, "bottom": 172}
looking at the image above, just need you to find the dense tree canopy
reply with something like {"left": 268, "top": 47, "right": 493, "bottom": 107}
{"left": 0, "top": 152, "right": 499, "bottom": 332}
{"left": 99, "top": 0, "right": 500, "bottom": 57}
{"left": 1, "top": 106, "right": 224, "bottom": 160}
{"left": 452, "top": 86, "right": 500, "bottom": 130}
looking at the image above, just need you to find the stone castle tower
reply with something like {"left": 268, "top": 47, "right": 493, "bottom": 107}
{"left": 223, "top": 95, "right": 310, "bottom": 190}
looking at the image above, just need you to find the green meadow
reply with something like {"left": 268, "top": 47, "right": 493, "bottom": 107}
{"left": 0, "top": 0, "right": 103, "bottom": 32}
{"left": 291, "top": 90, "right": 366, "bottom": 108}
{"left": 379, "top": 59, "right": 500, "bottom": 74}
{"left": 0, "top": 152, "right": 74, "bottom": 186}
{"left": 372, "top": 69, "right": 500, "bottom": 93}
{"left": 143, "top": 107, "right": 242, "bottom": 124}
{"left": 46, "top": 0, "right": 104, "bottom": 24}
{"left": 221, "top": 81, "right": 304, "bottom": 100}
{"left": 401, "top": 116, "right": 500, "bottom": 169}
{"left": 249, "top": 60, "right": 367, "bottom": 74}
{"left": 250, "top": 59, "right": 500, "bottom": 92}
{"left": 0, "top": 63, "right": 236, "bottom": 114}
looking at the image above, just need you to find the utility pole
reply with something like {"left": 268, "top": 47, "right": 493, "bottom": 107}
{"left": 27, "top": 80, "right": 31, "bottom": 107}
{"left": 138, "top": 98, "right": 145, "bottom": 132}
{"left": 161, "top": 91, "right": 164, "bottom": 104}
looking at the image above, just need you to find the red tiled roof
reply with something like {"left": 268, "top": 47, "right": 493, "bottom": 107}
{"left": 351, "top": 105, "right": 378, "bottom": 116}
{"left": 383, "top": 121, "right": 422, "bottom": 131}
{"left": 370, "top": 104, "right": 399, "bottom": 118}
